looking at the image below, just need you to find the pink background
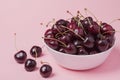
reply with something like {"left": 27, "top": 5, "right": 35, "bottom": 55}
{"left": 0, "top": 0, "right": 120, "bottom": 80}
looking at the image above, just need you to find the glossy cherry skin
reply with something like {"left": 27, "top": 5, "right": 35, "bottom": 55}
{"left": 14, "top": 50, "right": 27, "bottom": 63}
{"left": 101, "top": 23, "right": 115, "bottom": 36}
{"left": 89, "top": 50, "right": 97, "bottom": 55}
{"left": 56, "top": 19, "right": 69, "bottom": 27}
{"left": 58, "top": 34, "right": 71, "bottom": 43}
{"left": 83, "top": 34, "right": 95, "bottom": 48}
{"left": 59, "top": 47, "right": 65, "bottom": 53}
{"left": 74, "top": 27, "right": 84, "bottom": 37}
{"left": 30, "top": 46, "right": 42, "bottom": 58}
{"left": 44, "top": 29, "right": 53, "bottom": 36}
{"left": 51, "top": 25, "right": 59, "bottom": 35}
{"left": 81, "top": 17, "right": 93, "bottom": 29}
{"left": 25, "top": 59, "right": 37, "bottom": 72}
{"left": 40, "top": 64, "right": 52, "bottom": 78}
{"left": 64, "top": 43, "right": 77, "bottom": 54}
{"left": 45, "top": 39, "right": 59, "bottom": 50}
{"left": 96, "top": 39, "right": 109, "bottom": 52}
{"left": 52, "top": 24, "right": 66, "bottom": 34}
{"left": 105, "top": 35, "right": 115, "bottom": 48}
{"left": 88, "top": 22, "right": 100, "bottom": 34}
{"left": 77, "top": 47, "right": 88, "bottom": 55}
{"left": 73, "top": 39, "right": 83, "bottom": 47}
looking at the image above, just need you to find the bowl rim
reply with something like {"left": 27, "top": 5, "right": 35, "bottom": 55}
{"left": 44, "top": 39, "right": 115, "bottom": 57}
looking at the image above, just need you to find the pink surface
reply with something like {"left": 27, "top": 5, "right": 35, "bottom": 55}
{"left": 0, "top": 0, "right": 120, "bottom": 80}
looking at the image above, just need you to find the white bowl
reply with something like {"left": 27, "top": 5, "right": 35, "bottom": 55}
{"left": 45, "top": 41, "right": 115, "bottom": 70}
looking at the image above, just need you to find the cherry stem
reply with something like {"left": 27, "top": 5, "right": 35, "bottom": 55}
{"left": 14, "top": 33, "right": 18, "bottom": 51}
{"left": 62, "top": 30, "right": 70, "bottom": 35}
{"left": 46, "top": 18, "right": 56, "bottom": 27}
{"left": 109, "top": 19, "right": 120, "bottom": 24}
{"left": 77, "top": 19, "right": 87, "bottom": 35}
{"left": 55, "top": 33, "right": 61, "bottom": 38}
{"left": 77, "top": 11, "right": 85, "bottom": 18}
{"left": 84, "top": 8, "right": 99, "bottom": 22}
{"left": 40, "top": 23, "right": 43, "bottom": 25}
{"left": 67, "top": 10, "right": 74, "bottom": 17}
{"left": 77, "top": 46, "right": 82, "bottom": 48}
{"left": 60, "top": 25, "right": 85, "bottom": 40}
{"left": 40, "top": 60, "right": 49, "bottom": 65}
{"left": 84, "top": 8, "right": 92, "bottom": 25}
{"left": 54, "top": 25, "right": 64, "bottom": 36}
{"left": 42, "top": 37, "right": 67, "bottom": 47}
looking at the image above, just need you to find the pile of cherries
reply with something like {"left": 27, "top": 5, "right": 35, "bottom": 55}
{"left": 14, "top": 45, "right": 52, "bottom": 78}
{"left": 44, "top": 11, "right": 115, "bottom": 55}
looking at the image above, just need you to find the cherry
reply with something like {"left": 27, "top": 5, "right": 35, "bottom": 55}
{"left": 83, "top": 34, "right": 95, "bottom": 48}
{"left": 30, "top": 46, "right": 42, "bottom": 58}
{"left": 67, "top": 22, "right": 77, "bottom": 30}
{"left": 45, "top": 39, "right": 59, "bottom": 50}
{"left": 64, "top": 43, "right": 77, "bottom": 54}
{"left": 40, "top": 64, "right": 52, "bottom": 78}
{"left": 14, "top": 50, "right": 27, "bottom": 63}
{"left": 25, "top": 59, "right": 37, "bottom": 72}
{"left": 96, "top": 39, "right": 109, "bottom": 52}
{"left": 58, "top": 34, "right": 71, "bottom": 43}
{"left": 45, "top": 34, "right": 54, "bottom": 38}
{"left": 59, "top": 48, "right": 65, "bottom": 53}
{"left": 56, "top": 19, "right": 69, "bottom": 27}
{"left": 89, "top": 50, "right": 97, "bottom": 55}
{"left": 51, "top": 25, "right": 59, "bottom": 35}
{"left": 73, "top": 39, "right": 83, "bottom": 47}
{"left": 71, "top": 16, "right": 80, "bottom": 26}
{"left": 77, "top": 47, "right": 88, "bottom": 55}
{"left": 45, "top": 29, "right": 53, "bottom": 36}
{"left": 88, "top": 22, "right": 100, "bottom": 34}
{"left": 74, "top": 27, "right": 84, "bottom": 37}
{"left": 81, "top": 17, "right": 93, "bottom": 29}
{"left": 105, "top": 35, "right": 115, "bottom": 48}
{"left": 101, "top": 23, "right": 115, "bottom": 36}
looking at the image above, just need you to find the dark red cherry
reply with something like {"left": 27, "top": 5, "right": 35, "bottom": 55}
{"left": 73, "top": 39, "right": 83, "bottom": 47}
{"left": 88, "top": 22, "right": 100, "bottom": 34}
{"left": 77, "top": 47, "right": 88, "bottom": 55}
{"left": 105, "top": 35, "right": 115, "bottom": 48}
{"left": 25, "top": 59, "right": 36, "bottom": 72}
{"left": 56, "top": 19, "right": 69, "bottom": 27}
{"left": 67, "top": 22, "right": 77, "bottom": 30}
{"left": 45, "top": 29, "right": 53, "bottom": 36}
{"left": 51, "top": 25, "right": 59, "bottom": 34}
{"left": 83, "top": 34, "right": 95, "bottom": 48}
{"left": 59, "top": 48, "right": 65, "bottom": 53}
{"left": 71, "top": 17, "right": 80, "bottom": 25}
{"left": 81, "top": 17, "right": 93, "bottom": 29}
{"left": 45, "top": 39, "right": 59, "bottom": 50}
{"left": 52, "top": 24, "right": 66, "bottom": 33}
{"left": 58, "top": 34, "right": 71, "bottom": 43}
{"left": 14, "top": 50, "right": 27, "bottom": 63}
{"left": 96, "top": 39, "right": 109, "bottom": 52}
{"left": 30, "top": 46, "right": 42, "bottom": 58}
{"left": 101, "top": 23, "right": 115, "bottom": 36}
{"left": 45, "top": 34, "right": 54, "bottom": 38}
{"left": 44, "top": 29, "right": 54, "bottom": 38}
{"left": 85, "top": 17, "right": 93, "bottom": 23}
{"left": 64, "top": 43, "right": 77, "bottom": 54}
{"left": 89, "top": 50, "right": 97, "bottom": 55}
{"left": 40, "top": 64, "right": 52, "bottom": 78}
{"left": 74, "top": 27, "right": 84, "bottom": 37}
